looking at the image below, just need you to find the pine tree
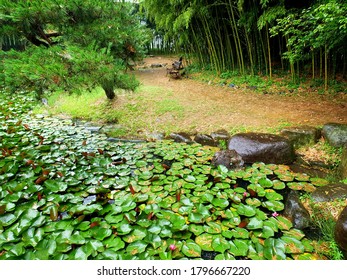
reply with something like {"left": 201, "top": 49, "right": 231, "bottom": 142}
{"left": 0, "top": 0, "right": 150, "bottom": 99}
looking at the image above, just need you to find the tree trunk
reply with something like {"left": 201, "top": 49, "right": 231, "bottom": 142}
{"left": 102, "top": 84, "right": 116, "bottom": 100}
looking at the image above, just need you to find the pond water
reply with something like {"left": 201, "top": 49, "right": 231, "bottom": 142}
{"left": 0, "top": 93, "right": 336, "bottom": 260}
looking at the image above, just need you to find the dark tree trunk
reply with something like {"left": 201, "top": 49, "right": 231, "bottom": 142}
{"left": 102, "top": 84, "right": 116, "bottom": 100}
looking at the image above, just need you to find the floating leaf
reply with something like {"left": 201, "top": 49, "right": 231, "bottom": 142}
{"left": 236, "top": 204, "right": 256, "bottom": 217}
{"left": 204, "top": 222, "right": 222, "bottom": 234}
{"left": 273, "top": 180, "right": 286, "bottom": 190}
{"left": 281, "top": 236, "right": 305, "bottom": 254}
{"left": 117, "top": 223, "right": 133, "bottom": 235}
{"left": 126, "top": 240, "right": 148, "bottom": 255}
{"left": 189, "top": 224, "right": 205, "bottom": 236}
{"left": 123, "top": 228, "right": 147, "bottom": 243}
{"left": 195, "top": 233, "right": 214, "bottom": 251}
{"left": 246, "top": 217, "right": 264, "bottom": 230}
{"left": 188, "top": 212, "right": 205, "bottom": 224}
{"left": 212, "top": 236, "right": 230, "bottom": 253}
{"left": 0, "top": 213, "right": 17, "bottom": 226}
{"left": 231, "top": 228, "right": 249, "bottom": 239}
{"left": 258, "top": 178, "right": 273, "bottom": 188}
{"left": 265, "top": 190, "right": 283, "bottom": 201}
{"left": 294, "top": 173, "right": 310, "bottom": 182}
{"left": 44, "top": 179, "right": 68, "bottom": 193}
{"left": 228, "top": 239, "right": 249, "bottom": 257}
{"left": 182, "top": 240, "right": 201, "bottom": 258}
{"left": 276, "top": 216, "right": 293, "bottom": 231}
{"left": 282, "top": 228, "right": 305, "bottom": 240}
{"left": 263, "top": 238, "right": 286, "bottom": 260}
{"left": 310, "top": 177, "right": 329, "bottom": 187}
{"left": 245, "top": 198, "right": 261, "bottom": 207}
{"left": 262, "top": 200, "right": 284, "bottom": 212}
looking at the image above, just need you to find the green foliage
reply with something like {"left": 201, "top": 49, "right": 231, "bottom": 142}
{"left": 0, "top": 91, "right": 336, "bottom": 260}
{"left": 143, "top": 0, "right": 347, "bottom": 88}
{"left": 0, "top": 0, "right": 150, "bottom": 99}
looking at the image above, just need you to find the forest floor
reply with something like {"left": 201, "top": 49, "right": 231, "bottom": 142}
{"left": 130, "top": 55, "right": 347, "bottom": 135}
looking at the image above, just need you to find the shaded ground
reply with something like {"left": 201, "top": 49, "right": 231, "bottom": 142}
{"left": 131, "top": 56, "right": 347, "bottom": 135}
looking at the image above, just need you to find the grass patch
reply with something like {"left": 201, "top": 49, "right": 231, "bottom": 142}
{"left": 309, "top": 200, "right": 345, "bottom": 260}
{"left": 34, "top": 88, "right": 106, "bottom": 121}
{"left": 36, "top": 85, "right": 189, "bottom": 137}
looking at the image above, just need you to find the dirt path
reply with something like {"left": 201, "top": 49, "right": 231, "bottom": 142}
{"left": 133, "top": 56, "right": 347, "bottom": 134}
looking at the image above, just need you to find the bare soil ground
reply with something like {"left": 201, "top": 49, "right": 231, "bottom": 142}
{"left": 133, "top": 56, "right": 347, "bottom": 134}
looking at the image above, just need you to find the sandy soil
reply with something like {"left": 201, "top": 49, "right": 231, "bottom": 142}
{"left": 134, "top": 56, "right": 347, "bottom": 134}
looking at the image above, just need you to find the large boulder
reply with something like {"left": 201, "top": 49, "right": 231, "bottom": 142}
{"left": 340, "top": 145, "right": 347, "bottom": 179}
{"left": 311, "top": 183, "right": 347, "bottom": 202}
{"left": 280, "top": 125, "right": 320, "bottom": 149}
{"left": 335, "top": 206, "right": 347, "bottom": 257}
{"left": 321, "top": 123, "right": 347, "bottom": 147}
{"left": 211, "top": 149, "right": 244, "bottom": 170}
{"left": 283, "top": 190, "right": 311, "bottom": 229}
{"left": 227, "top": 133, "right": 295, "bottom": 164}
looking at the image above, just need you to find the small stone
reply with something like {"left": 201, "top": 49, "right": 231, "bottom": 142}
{"left": 322, "top": 123, "right": 347, "bottom": 147}
{"left": 194, "top": 134, "right": 217, "bottom": 146}
{"left": 168, "top": 132, "right": 193, "bottom": 143}
{"left": 211, "top": 149, "right": 244, "bottom": 170}
{"left": 210, "top": 129, "right": 230, "bottom": 141}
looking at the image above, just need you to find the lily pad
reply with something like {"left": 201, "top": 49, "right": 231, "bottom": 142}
{"left": 44, "top": 179, "right": 68, "bottom": 193}
{"left": 281, "top": 236, "right": 305, "bottom": 254}
{"left": 246, "top": 217, "right": 264, "bottom": 230}
{"left": 228, "top": 239, "right": 249, "bottom": 257}
{"left": 182, "top": 240, "right": 201, "bottom": 258}
{"left": 263, "top": 238, "right": 286, "bottom": 260}
{"left": 236, "top": 204, "right": 256, "bottom": 217}
{"left": 195, "top": 233, "right": 214, "bottom": 251}
{"left": 212, "top": 236, "right": 230, "bottom": 253}
{"left": 126, "top": 240, "right": 147, "bottom": 255}
{"left": 262, "top": 200, "right": 284, "bottom": 212}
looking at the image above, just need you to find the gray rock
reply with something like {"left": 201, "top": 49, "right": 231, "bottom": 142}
{"left": 280, "top": 126, "right": 321, "bottom": 149}
{"left": 321, "top": 123, "right": 347, "bottom": 147}
{"left": 335, "top": 206, "right": 347, "bottom": 257}
{"left": 150, "top": 63, "right": 165, "bottom": 68}
{"left": 211, "top": 129, "right": 230, "bottom": 148}
{"left": 194, "top": 134, "right": 218, "bottom": 146}
{"left": 289, "top": 163, "right": 330, "bottom": 179}
{"left": 106, "top": 137, "right": 145, "bottom": 143}
{"left": 211, "top": 149, "right": 244, "bottom": 170}
{"left": 145, "top": 132, "right": 165, "bottom": 141}
{"left": 99, "top": 125, "right": 124, "bottom": 136}
{"left": 84, "top": 126, "right": 102, "bottom": 134}
{"left": 340, "top": 145, "right": 347, "bottom": 179}
{"left": 210, "top": 129, "right": 230, "bottom": 141}
{"left": 283, "top": 190, "right": 311, "bottom": 229}
{"left": 227, "top": 133, "right": 295, "bottom": 164}
{"left": 311, "top": 183, "right": 347, "bottom": 202}
{"left": 168, "top": 132, "right": 193, "bottom": 143}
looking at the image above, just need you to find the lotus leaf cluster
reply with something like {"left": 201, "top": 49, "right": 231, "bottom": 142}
{"left": 0, "top": 92, "right": 330, "bottom": 260}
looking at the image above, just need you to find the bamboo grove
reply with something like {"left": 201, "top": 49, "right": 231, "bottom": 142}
{"left": 142, "top": 0, "right": 347, "bottom": 89}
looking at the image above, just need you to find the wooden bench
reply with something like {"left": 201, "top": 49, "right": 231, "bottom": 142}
{"left": 166, "top": 57, "right": 184, "bottom": 79}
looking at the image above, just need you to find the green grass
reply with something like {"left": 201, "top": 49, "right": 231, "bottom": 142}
{"left": 34, "top": 88, "right": 106, "bottom": 121}
{"left": 310, "top": 203, "right": 345, "bottom": 260}
{"left": 35, "top": 85, "right": 188, "bottom": 138}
